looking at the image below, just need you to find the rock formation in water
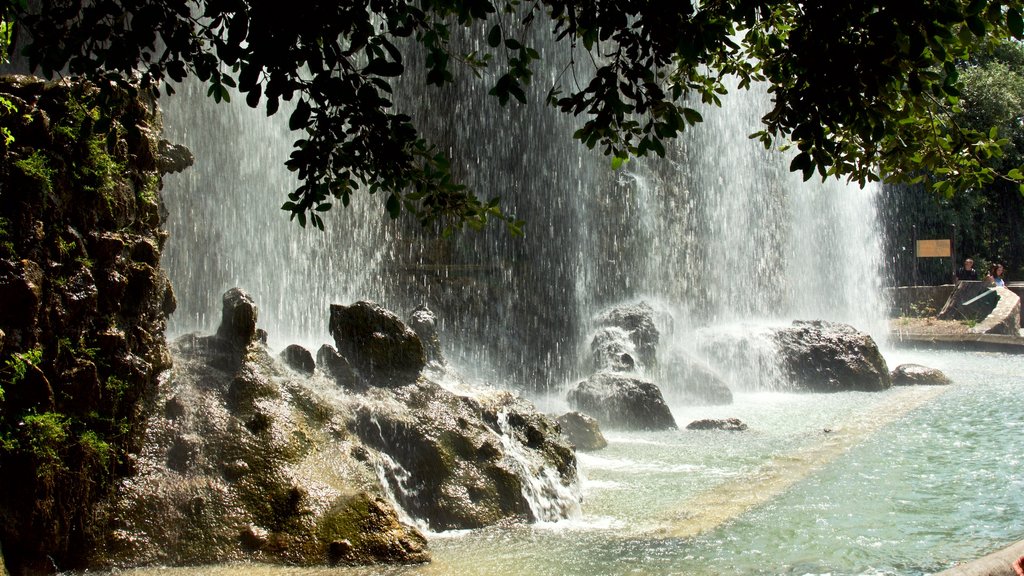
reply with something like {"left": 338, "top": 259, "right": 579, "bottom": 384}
{"left": 0, "top": 76, "right": 181, "bottom": 574}
{"left": 567, "top": 372, "right": 677, "bottom": 431}
{"left": 571, "top": 302, "right": 679, "bottom": 429}
{"left": 556, "top": 411, "right": 608, "bottom": 451}
{"left": 90, "top": 290, "right": 578, "bottom": 567}
{"left": 890, "top": 364, "right": 952, "bottom": 386}
{"left": 89, "top": 290, "right": 430, "bottom": 567}
{"left": 771, "top": 320, "right": 891, "bottom": 392}
{"left": 686, "top": 418, "right": 748, "bottom": 431}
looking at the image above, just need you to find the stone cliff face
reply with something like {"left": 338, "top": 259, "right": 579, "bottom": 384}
{"left": 0, "top": 76, "right": 182, "bottom": 574}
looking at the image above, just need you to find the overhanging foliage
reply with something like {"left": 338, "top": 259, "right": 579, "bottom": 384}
{"left": 4, "top": 0, "right": 1024, "bottom": 231}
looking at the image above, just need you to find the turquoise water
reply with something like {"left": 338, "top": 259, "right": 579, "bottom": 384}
{"left": 98, "top": 350, "right": 1024, "bottom": 576}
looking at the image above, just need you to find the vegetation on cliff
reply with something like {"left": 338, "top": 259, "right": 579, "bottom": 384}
{"left": 0, "top": 76, "right": 176, "bottom": 573}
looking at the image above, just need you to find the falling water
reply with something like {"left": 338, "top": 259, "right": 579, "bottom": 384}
{"left": 160, "top": 33, "right": 886, "bottom": 394}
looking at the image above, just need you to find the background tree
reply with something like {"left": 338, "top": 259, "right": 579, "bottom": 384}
{"left": 882, "top": 39, "right": 1024, "bottom": 286}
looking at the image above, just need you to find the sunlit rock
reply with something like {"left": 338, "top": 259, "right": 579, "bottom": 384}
{"left": 771, "top": 320, "right": 890, "bottom": 392}
{"left": 92, "top": 330, "right": 429, "bottom": 567}
{"left": 567, "top": 372, "right": 677, "bottom": 431}
{"left": 556, "top": 411, "right": 608, "bottom": 451}
{"left": 891, "top": 364, "right": 952, "bottom": 386}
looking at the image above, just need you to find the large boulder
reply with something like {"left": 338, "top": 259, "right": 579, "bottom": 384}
{"left": 771, "top": 321, "right": 891, "bottom": 392}
{"left": 891, "top": 364, "right": 952, "bottom": 386}
{"left": 328, "top": 301, "right": 426, "bottom": 386}
{"left": 216, "top": 287, "right": 259, "bottom": 348}
{"left": 556, "top": 412, "right": 608, "bottom": 451}
{"left": 566, "top": 372, "right": 677, "bottom": 431}
{"left": 352, "top": 384, "right": 579, "bottom": 530}
{"left": 593, "top": 302, "right": 660, "bottom": 370}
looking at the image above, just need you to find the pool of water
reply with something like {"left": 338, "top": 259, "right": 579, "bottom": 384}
{"left": 94, "top": 349, "right": 1024, "bottom": 576}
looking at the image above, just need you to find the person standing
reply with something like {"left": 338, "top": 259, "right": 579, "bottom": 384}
{"left": 956, "top": 258, "right": 979, "bottom": 281}
{"left": 986, "top": 263, "right": 1006, "bottom": 287}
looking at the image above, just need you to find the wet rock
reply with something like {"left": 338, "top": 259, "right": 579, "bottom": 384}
{"left": 316, "top": 344, "right": 358, "bottom": 388}
{"left": 407, "top": 304, "right": 445, "bottom": 366}
{"left": 329, "top": 301, "right": 425, "bottom": 386}
{"left": 556, "top": 411, "right": 608, "bottom": 451}
{"left": 891, "top": 364, "right": 952, "bottom": 386}
{"left": 0, "top": 259, "right": 44, "bottom": 328}
{"left": 94, "top": 335, "right": 430, "bottom": 568}
{"left": 567, "top": 372, "right": 677, "bottom": 431}
{"left": 591, "top": 327, "right": 638, "bottom": 373}
{"left": 156, "top": 140, "right": 194, "bottom": 174}
{"left": 280, "top": 344, "right": 315, "bottom": 376}
{"left": 593, "top": 302, "right": 659, "bottom": 369}
{"left": 686, "top": 418, "right": 748, "bottom": 431}
{"left": 353, "top": 384, "right": 577, "bottom": 530}
{"left": 216, "top": 288, "right": 259, "bottom": 348}
{"left": 0, "top": 76, "right": 175, "bottom": 574}
{"left": 771, "top": 321, "right": 890, "bottom": 392}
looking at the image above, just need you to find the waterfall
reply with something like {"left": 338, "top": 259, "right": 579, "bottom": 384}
{"left": 159, "top": 32, "right": 886, "bottom": 393}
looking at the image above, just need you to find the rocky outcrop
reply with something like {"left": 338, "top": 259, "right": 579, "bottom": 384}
{"left": 891, "top": 364, "right": 952, "bottom": 386}
{"left": 556, "top": 412, "right": 608, "bottom": 451}
{"left": 0, "top": 76, "right": 179, "bottom": 573}
{"left": 771, "top": 321, "right": 891, "bottom": 392}
{"left": 353, "top": 385, "right": 578, "bottom": 529}
{"left": 329, "top": 301, "right": 426, "bottom": 386}
{"left": 686, "top": 418, "right": 748, "bottom": 431}
{"left": 567, "top": 372, "right": 677, "bottom": 431}
{"left": 90, "top": 297, "right": 429, "bottom": 568}
{"left": 90, "top": 291, "right": 578, "bottom": 567}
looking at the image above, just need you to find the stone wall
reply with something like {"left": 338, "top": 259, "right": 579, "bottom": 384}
{"left": 885, "top": 285, "right": 957, "bottom": 317}
{"left": 0, "top": 76, "right": 183, "bottom": 573}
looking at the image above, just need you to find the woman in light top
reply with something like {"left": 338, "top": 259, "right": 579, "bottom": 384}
{"left": 986, "top": 263, "right": 1006, "bottom": 287}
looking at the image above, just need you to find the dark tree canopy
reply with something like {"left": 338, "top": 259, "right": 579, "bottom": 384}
{"left": 3, "top": 0, "right": 1024, "bottom": 230}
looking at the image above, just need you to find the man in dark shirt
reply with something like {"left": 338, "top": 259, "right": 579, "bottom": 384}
{"left": 956, "top": 258, "right": 979, "bottom": 281}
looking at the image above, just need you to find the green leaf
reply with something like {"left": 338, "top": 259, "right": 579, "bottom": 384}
{"left": 386, "top": 193, "right": 401, "bottom": 218}
{"left": 1008, "top": 168, "right": 1023, "bottom": 180}
{"left": 289, "top": 100, "right": 311, "bottom": 130}
{"left": 611, "top": 155, "right": 626, "bottom": 170}
{"left": 487, "top": 24, "right": 501, "bottom": 48}
{"left": 1010, "top": 9, "right": 1024, "bottom": 38}
{"left": 682, "top": 107, "right": 703, "bottom": 125}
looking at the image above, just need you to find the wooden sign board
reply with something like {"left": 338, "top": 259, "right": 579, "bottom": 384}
{"left": 917, "top": 239, "right": 951, "bottom": 258}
